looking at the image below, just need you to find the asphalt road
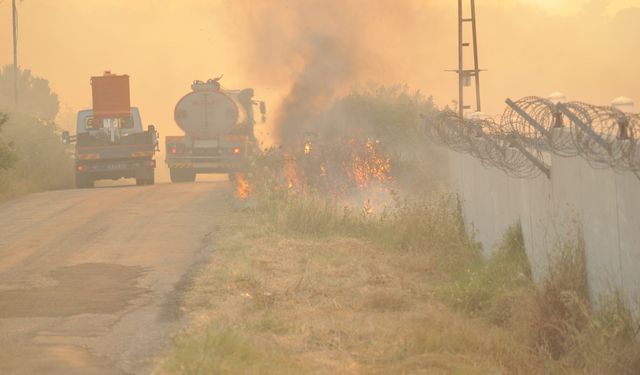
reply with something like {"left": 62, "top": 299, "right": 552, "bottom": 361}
{"left": 0, "top": 181, "right": 231, "bottom": 374}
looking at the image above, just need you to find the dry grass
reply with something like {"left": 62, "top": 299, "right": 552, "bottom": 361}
{"left": 156, "top": 196, "right": 640, "bottom": 374}
{"left": 156, "top": 211, "right": 545, "bottom": 375}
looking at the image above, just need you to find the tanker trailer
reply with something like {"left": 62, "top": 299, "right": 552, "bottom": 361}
{"left": 165, "top": 77, "right": 265, "bottom": 182}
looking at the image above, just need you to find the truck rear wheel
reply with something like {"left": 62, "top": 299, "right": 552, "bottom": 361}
{"left": 75, "top": 174, "right": 94, "bottom": 189}
{"left": 135, "top": 176, "right": 155, "bottom": 186}
{"left": 170, "top": 168, "right": 196, "bottom": 183}
{"left": 136, "top": 168, "right": 155, "bottom": 186}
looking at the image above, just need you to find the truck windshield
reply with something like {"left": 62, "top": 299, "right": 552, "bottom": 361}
{"left": 85, "top": 116, "right": 134, "bottom": 130}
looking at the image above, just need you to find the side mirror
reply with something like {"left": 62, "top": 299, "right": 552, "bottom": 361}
{"left": 148, "top": 125, "right": 159, "bottom": 148}
{"left": 259, "top": 101, "right": 267, "bottom": 123}
{"left": 62, "top": 131, "right": 70, "bottom": 145}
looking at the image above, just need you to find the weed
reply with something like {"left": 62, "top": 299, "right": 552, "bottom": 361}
{"left": 441, "top": 224, "right": 532, "bottom": 317}
{"left": 160, "top": 327, "right": 298, "bottom": 375}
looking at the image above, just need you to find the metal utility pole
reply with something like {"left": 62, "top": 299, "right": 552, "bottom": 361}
{"left": 12, "top": 0, "right": 19, "bottom": 109}
{"left": 448, "top": 0, "right": 483, "bottom": 118}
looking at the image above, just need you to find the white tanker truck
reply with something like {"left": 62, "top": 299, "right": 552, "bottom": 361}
{"left": 165, "top": 77, "right": 265, "bottom": 182}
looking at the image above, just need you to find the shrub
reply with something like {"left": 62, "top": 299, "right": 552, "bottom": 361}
{"left": 0, "top": 113, "right": 16, "bottom": 171}
{"left": 0, "top": 113, "right": 73, "bottom": 200}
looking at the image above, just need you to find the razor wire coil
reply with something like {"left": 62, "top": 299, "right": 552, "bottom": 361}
{"left": 424, "top": 97, "right": 640, "bottom": 179}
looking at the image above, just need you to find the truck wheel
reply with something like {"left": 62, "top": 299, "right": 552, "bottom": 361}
{"left": 170, "top": 168, "right": 196, "bottom": 183}
{"left": 138, "top": 174, "right": 155, "bottom": 186}
{"left": 75, "top": 174, "right": 94, "bottom": 189}
{"left": 136, "top": 169, "right": 155, "bottom": 186}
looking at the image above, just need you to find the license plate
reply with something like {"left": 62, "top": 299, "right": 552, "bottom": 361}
{"left": 105, "top": 163, "right": 128, "bottom": 170}
{"left": 194, "top": 139, "right": 219, "bottom": 148}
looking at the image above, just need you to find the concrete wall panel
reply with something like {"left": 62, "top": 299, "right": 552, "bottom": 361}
{"left": 447, "top": 141, "right": 638, "bottom": 309}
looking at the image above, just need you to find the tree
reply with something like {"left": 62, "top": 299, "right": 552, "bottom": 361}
{"left": 0, "top": 113, "right": 17, "bottom": 170}
{"left": 0, "top": 65, "right": 60, "bottom": 121}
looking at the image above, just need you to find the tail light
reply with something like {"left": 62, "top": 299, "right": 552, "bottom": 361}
{"left": 232, "top": 147, "right": 242, "bottom": 155}
{"left": 76, "top": 164, "right": 88, "bottom": 172}
{"left": 170, "top": 147, "right": 178, "bottom": 155}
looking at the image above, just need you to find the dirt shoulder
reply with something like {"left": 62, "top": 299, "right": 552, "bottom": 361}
{"left": 154, "top": 211, "right": 538, "bottom": 375}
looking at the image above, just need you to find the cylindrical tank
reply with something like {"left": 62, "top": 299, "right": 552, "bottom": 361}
{"left": 174, "top": 80, "right": 246, "bottom": 138}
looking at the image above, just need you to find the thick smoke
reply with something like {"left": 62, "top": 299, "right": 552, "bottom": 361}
{"left": 276, "top": 35, "right": 356, "bottom": 145}
{"left": 226, "top": 0, "right": 421, "bottom": 146}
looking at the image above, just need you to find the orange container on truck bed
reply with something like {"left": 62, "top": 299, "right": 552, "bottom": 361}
{"left": 91, "top": 72, "right": 131, "bottom": 120}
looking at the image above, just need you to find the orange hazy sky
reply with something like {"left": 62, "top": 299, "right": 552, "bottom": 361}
{"left": 1, "top": 0, "right": 639, "bottom": 141}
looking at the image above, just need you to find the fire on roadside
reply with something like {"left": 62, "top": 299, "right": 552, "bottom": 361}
{"left": 236, "top": 136, "right": 393, "bottom": 207}
{"left": 234, "top": 172, "right": 251, "bottom": 199}
{"left": 284, "top": 155, "right": 299, "bottom": 189}
{"left": 304, "top": 141, "right": 312, "bottom": 155}
{"left": 345, "top": 138, "right": 392, "bottom": 190}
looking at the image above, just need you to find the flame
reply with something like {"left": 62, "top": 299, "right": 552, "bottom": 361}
{"left": 363, "top": 199, "right": 374, "bottom": 215}
{"left": 284, "top": 155, "right": 299, "bottom": 190}
{"left": 347, "top": 138, "right": 392, "bottom": 190}
{"left": 264, "top": 137, "right": 392, "bottom": 202}
{"left": 304, "top": 141, "right": 312, "bottom": 155}
{"left": 234, "top": 172, "right": 251, "bottom": 199}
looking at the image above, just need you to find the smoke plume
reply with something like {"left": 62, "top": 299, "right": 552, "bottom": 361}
{"left": 225, "top": 0, "right": 421, "bottom": 146}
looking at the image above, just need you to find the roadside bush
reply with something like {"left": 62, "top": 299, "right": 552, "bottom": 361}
{"left": 440, "top": 222, "right": 640, "bottom": 374}
{"left": 533, "top": 231, "right": 640, "bottom": 374}
{"left": 441, "top": 223, "right": 533, "bottom": 319}
{"left": 317, "top": 84, "right": 448, "bottom": 193}
{"left": 534, "top": 229, "right": 590, "bottom": 360}
{"left": 0, "top": 113, "right": 16, "bottom": 171}
{"left": 0, "top": 113, "right": 73, "bottom": 200}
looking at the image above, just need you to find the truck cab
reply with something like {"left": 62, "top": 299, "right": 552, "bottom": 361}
{"left": 77, "top": 107, "right": 144, "bottom": 136}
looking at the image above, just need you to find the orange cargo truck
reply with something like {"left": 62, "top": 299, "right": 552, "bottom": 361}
{"left": 62, "top": 72, "right": 158, "bottom": 188}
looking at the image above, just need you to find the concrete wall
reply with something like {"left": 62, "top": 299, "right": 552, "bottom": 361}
{"left": 447, "top": 146, "right": 640, "bottom": 306}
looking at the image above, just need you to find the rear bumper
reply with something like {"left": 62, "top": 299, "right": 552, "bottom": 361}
{"left": 76, "top": 158, "right": 156, "bottom": 179}
{"left": 166, "top": 155, "right": 246, "bottom": 173}
{"left": 76, "top": 144, "right": 156, "bottom": 160}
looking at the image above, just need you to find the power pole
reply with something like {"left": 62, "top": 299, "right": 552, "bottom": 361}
{"left": 12, "top": 0, "right": 19, "bottom": 109}
{"left": 448, "top": 0, "right": 484, "bottom": 118}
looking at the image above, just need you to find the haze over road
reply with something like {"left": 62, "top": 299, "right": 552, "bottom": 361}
{"left": 0, "top": 181, "right": 230, "bottom": 374}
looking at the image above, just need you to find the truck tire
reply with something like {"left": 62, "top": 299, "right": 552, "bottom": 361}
{"left": 135, "top": 175, "right": 155, "bottom": 186}
{"left": 170, "top": 168, "right": 196, "bottom": 183}
{"left": 75, "top": 174, "right": 94, "bottom": 189}
{"left": 136, "top": 168, "right": 155, "bottom": 186}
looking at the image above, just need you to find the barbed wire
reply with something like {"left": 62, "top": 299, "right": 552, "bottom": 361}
{"left": 424, "top": 96, "right": 640, "bottom": 179}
